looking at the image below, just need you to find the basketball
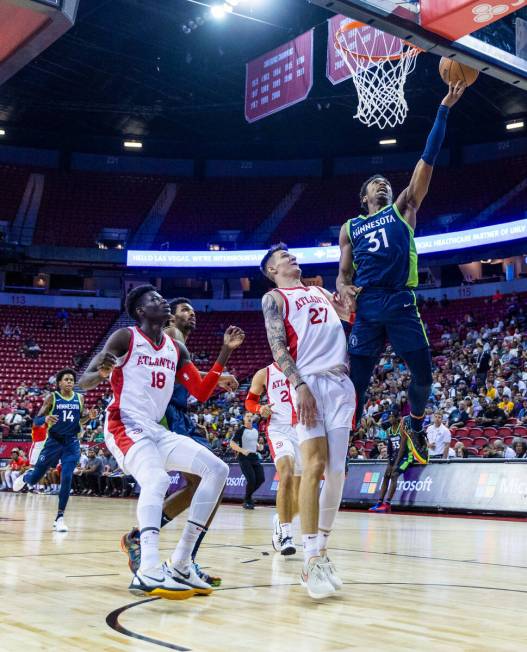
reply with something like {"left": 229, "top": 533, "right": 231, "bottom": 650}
{"left": 439, "top": 57, "right": 479, "bottom": 86}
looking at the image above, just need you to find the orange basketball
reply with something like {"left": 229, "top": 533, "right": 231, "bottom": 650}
{"left": 439, "top": 57, "right": 479, "bottom": 87}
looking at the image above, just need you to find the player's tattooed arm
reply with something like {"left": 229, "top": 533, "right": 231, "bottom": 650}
{"left": 336, "top": 223, "right": 361, "bottom": 312}
{"left": 262, "top": 292, "right": 302, "bottom": 388}
{"left": 78, "top": 328, "right": 131, "bottom": 390}
{"left": 262, "top": 292, "right": 318, "bottom": 428}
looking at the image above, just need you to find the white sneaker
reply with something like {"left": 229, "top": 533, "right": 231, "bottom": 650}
{"left": 300, "top": 557, "right": 336, "bottom": 600}
{"left": 280, "top": 536, "right": 296, "bottom": 556}
{"left": 165, "top": 560, "right": 213, "bottom": 595}
{"left": 320, "top": 555, "right": 343, "bottom": 590}
{"left": 53, "top": 517, "right": 68, "bottom": 533}
{"left": 13, "top": 473, "right": 28, "bottom": 493}
{"left": 129, "top": 565, "right": 196, "bottom": 600}
{"left": 272, "top": 513, "right": 282, "bottom": 552}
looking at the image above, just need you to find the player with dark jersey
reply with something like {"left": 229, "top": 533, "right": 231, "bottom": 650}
{"left": 337, "top": 81, "right": 466, "bottom": 465}
{"left": 121, "top": 298, "right": 239, "bottom": 586}
{"left": 14, "top": 368, "right": 96, "bottom": 531}
{"left": 369, "top": 412, "right": 414, "bottom": 513}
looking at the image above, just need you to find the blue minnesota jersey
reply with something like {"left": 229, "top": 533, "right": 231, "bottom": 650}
{"left": 345, "top": 203, "right": 418, "bottom": 291}
{"left": 164, "top": 383, "right": 196, "bottom": 437}
{"left": 48, "top": 391, "right": 82, "bottom": 442}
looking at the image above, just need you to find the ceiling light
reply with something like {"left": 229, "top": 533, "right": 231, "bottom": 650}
{"left": 379, "top": 138, "right": 397, "bottom": 145}
{"left": 123, "top": 140, "right": 143, "bottom": 149}
{"left": 211, "top": 4, "right": 226, "bottom": 19}
{"left": 506, "top": 120, "right": 524, "bottom": 130}
{"left": 0, "top": 128, "right": 5, "bottom": 136}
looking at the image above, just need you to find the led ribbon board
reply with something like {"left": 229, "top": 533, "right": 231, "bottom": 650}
{"left": 127, "top": 218, "right": 527, "bottom": 268}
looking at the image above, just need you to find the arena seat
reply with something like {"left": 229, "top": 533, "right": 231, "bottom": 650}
{"left": 483, "top": 427, "right": 498, "bottom": 438}
{"left": 503, "top": 435, "right": 515, "bottom": 446}
{"left": 513, "top": 426, "right": 527, "bottom": 437}
{"left": 472, "top": 436, "right": 489, "bottom": 448}
{"left": 497, "top": 427, "right": 514, "bottom": 438}
{"left": 469, "top": 428, "right": 483, "bottom": 437}
{"left": 455, "top": 428, "right": 470, "bottom": 438}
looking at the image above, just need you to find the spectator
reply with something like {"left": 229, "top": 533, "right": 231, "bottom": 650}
{"left": 1, "top": 450, "right": 29, "bottom": 491}
{"left": 23, "top": 337, "right": 41, "bottom": 359}
{"left": 453, "top": 441, "right": 469, "bottom": 458}
{"left": 492, "top": 439, "right": 515, "bottom": 459}
{"left": 478, "top": 400, "right": 507, "bottom": 428}
{"left": 348, "top": 445, "right": 364, "bottom": 461}
{"left": 448, "top": 400, "right": 469, "bottom": 428}
{"left": 79, "top": 448, "right": 104, "bottom": 495}
{"left": 426, "top": 412, "right": 451, "bottom": 460}
{"left": 512, "top": 438, "right": 527, "bottom": 459}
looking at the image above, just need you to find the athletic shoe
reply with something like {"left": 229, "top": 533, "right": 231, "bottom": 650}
{"left": 280, "top": 536, "right": 296, "bottom": 556}
{"left": 320, "top": 555, "right": 343, "bottom": 591}
{"left": 368, "top": 501, "right": 382, "bottom": 512}
{"left": 129, "top": 566, "right": 196, "bottom": 600}
{"left": 272, "top": 513, "right": 282, "bottom": 552}
{"left": 243, "top": 502, "right": 254, "bottom": 510}
{"left": 300, "top": 557, "right": 336, "bottom": 600}
{"left": 120, "top": 527, "right": 141, "bottom": 573}
{"left": 401, "top": 416, "right": 429, "bottom": 465}
{"left": 53, "top": 517, "right": 68, "bottom": 533}
{"left": 376, "top": 502, "right": 391, "bottom": 513}
{"left": 12, "top": 473, "right": 28, "bottom": 493}
{"left": 193, "top": 562, "right": 222, "bottom": 587}
{"left": 165, "top": 560, "right": 213, "bottom": 596}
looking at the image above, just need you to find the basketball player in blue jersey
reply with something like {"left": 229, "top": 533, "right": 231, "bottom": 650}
{"left": 337, "top": 81, "right": 466, "bottom": 465}
{"left": 121, "top": 297, "right": 238, "bottom": 586}
{"left": 14, "top": 368, "right": 96, "bottom": 531}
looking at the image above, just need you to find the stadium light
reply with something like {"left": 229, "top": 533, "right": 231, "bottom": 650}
{"left": 379, "top": 138, "right": 397, "bottom": 145}
{"left": 123, "top": 140, "right": 143, "bottom": 149}
{"left": 506, "top": 120, "right": 524, "bottom": 131}
{"left": 211, "top": 4, "right": 226, "bottom": 19}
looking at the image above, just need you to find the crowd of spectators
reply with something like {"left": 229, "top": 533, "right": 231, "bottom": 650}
{"left": 2, "top": 291, "right": 527, "bottom": 500}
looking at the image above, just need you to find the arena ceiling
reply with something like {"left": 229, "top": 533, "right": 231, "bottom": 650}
{"left": 0, "top": 0, "right": 526, "bottom": 159}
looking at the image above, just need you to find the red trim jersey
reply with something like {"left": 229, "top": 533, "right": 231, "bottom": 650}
{"left": 107, "top": 326, "right": 180, "bottom": 424}
{"left": 265, "top": 363, "right": 297, "bottom": 428}
{"left": 273, "top": 286, "right": 348, "bottom": 376}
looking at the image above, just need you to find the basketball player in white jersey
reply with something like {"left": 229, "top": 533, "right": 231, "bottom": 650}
{"left": 245, "top": 363, "right": 301, "bottom": 556}
{"left": 261, "top": 243, "right": 356, "bottom": 600}
{"left": 79, "top": 285, "right": 244, "bottom": 600}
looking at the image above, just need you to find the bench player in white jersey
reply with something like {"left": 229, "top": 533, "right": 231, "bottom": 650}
{"left": 245, "top": 363, "right": 301, "bottom": 556}
{"left": 261, "top": 243, "right": 356, "bottom": 600}
{"left": 79, "top": 285, "right": 244, "bottom": 600}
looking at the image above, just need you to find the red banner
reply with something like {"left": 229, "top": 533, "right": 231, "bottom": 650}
{"left": 245, "top": 29, "right": 314, "bottom": 123}
{"left": 420, "top": 0, "right": 527, "bottom": 42}
{"left": 327, "top": 14, "right": 354, "bottom": 85}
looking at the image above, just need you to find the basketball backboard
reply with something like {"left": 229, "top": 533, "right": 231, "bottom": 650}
{"left": 310, "top": 0, "right": 527, "bottom": 90}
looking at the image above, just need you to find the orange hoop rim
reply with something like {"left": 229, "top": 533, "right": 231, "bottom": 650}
{"left": 335, "top": 20, "right": 422, "bottom": 63}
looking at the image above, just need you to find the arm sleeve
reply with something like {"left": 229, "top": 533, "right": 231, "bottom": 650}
{"left": 422, "top": 104, "right": 449, "bottom": 166}
{"left": 176, "top": 361, "right": 224, "bottom": 403}
{"left": 245, "top": 392, "right": 261, "bottom": 414}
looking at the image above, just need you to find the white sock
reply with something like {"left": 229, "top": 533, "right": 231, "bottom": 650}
{"left": 280, "top": 522, "right": 292, "bottom": 540}
{"left": 302, "top": 534, "right": 318, "bottom": 564}
{"left": 171, "top": 521, "right": 206, "bottom": 572}
{"left": 139, "top": 528, "right": 161, "bottom": 572}
{"left": 318, "top": 530, "right": 330, "bottom": 557}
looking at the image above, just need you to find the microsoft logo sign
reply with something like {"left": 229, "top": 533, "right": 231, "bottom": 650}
{"left": 361, "top": 471, "right": 380, "bottom": 495}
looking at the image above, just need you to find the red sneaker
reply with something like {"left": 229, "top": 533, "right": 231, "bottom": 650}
{"left": 376, "top": 502, "right": 391, "bottom": 513}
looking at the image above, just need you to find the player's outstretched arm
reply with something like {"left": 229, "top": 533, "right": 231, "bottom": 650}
{"left": 78, "top": 328, "right": 131, "bottom": 391}
{"left": 336, "top": 223, "right": 361, "bottom": 312}
{"left": 245, "top": 368, "right": 272, "bottom": 418}
{"left": 396, "top": 80, "right": 466, "bottom": 228}
{"left": 262, "top": 292, "right": 317, "bottom": 428}
{"left": 175, "top": 327, "right": 245, "bottom": 402}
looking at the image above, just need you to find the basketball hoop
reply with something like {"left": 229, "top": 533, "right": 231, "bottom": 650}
{"left": 335, "top": 21, "right": 421, "bottom": 130}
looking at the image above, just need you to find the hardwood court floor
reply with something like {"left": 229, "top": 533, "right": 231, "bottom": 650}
{"left": 2, "top": 493, "right": 527, "bottom": 652}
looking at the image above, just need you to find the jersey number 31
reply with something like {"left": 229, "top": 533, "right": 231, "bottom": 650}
{"left": 365, "top": 227, "right": 389, "bottom": 252}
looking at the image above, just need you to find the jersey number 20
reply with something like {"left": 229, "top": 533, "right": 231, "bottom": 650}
{"left": 365, "top": 227, "right": 389, "bottom": 252}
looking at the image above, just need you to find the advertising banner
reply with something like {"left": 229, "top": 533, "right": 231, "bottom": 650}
{"left": 245, "top": 29, "right": 314, "bottom": 123}
{"left": 166, "top": 461, "right": 527, "bottom": 514}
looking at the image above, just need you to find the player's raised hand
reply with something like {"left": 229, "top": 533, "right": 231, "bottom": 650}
{"left": 217, "top": 374, "right": 239, "bottom": 391}
{"left": 223, "top": 326, "right": 245, "bottom": 350}
{"left": 336, "top": 284, "right": 362, "bottom": 312}
{"left": 441, "top": 80, "right": 466, "bottom": 108}
{"left": 98, "top": 351, "right": 118, "bottom": 378}
{"left": 296, "top": 383, "right": 318, "bottom": 429}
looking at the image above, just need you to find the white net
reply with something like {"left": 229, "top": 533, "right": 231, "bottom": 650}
{"left": 335, "top": 24, "right": 420, "bottom": 130}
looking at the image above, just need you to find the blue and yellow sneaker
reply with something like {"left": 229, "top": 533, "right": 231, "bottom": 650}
{"left": 401, "top": 416, "right": 429, "bottom": 465}
{"left": 121, "top": 527, "right": 141, "bottom": 573}
{"left": 193, "top": 562, "right": 222, "bottom": 587}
